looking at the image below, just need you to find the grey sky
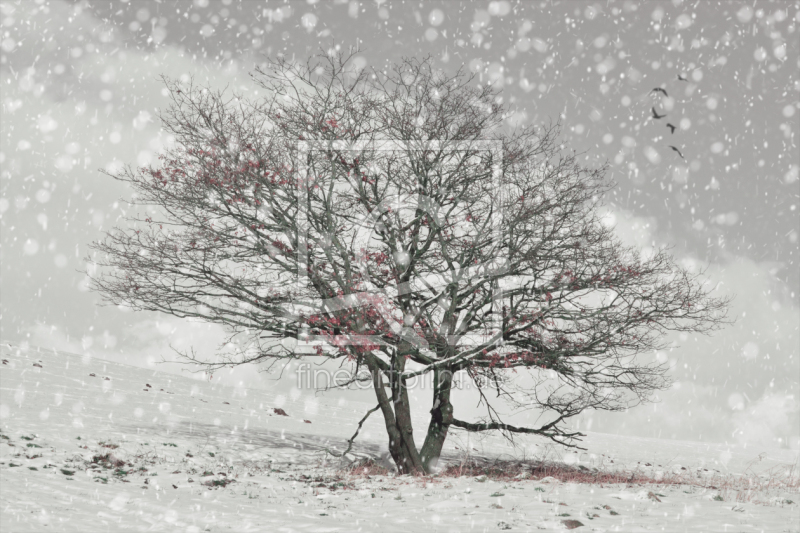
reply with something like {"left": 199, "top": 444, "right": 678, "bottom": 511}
{"left": 1, "top": 0, "right": 798, "bottom": 450}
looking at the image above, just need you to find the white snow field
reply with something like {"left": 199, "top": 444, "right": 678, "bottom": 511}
{"left": 1, "top": 343, "right": 797, "bottom": 532}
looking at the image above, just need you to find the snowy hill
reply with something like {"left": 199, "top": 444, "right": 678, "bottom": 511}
{"left": 1, "top": 343, "right": 797, "bottom": 532}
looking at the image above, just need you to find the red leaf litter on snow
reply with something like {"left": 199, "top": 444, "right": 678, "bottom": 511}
{"left": 273, "top": 408, "right": 289, "bottom": 416}
{"left": 304, "top": 420, "right": 312, "bottom": 424}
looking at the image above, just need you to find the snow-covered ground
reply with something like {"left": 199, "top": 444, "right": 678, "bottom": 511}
{"left": 1, "top": 343, "right": 797, "bottom": 532}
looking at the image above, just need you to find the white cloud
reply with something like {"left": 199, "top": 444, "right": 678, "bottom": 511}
{"left": 575, "top": 208, "right": 800, "bottom": 447}
{"left": 733, "top": 393, "right": 799, "bottom": 448}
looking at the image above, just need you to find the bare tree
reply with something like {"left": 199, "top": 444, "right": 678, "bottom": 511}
{"left": 88, "top": 51, "right": 731, "bottom": 475}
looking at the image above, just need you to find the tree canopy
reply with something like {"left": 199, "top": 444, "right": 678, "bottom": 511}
{"left": 89, "top": 51, "right": 731, "bottom": 474}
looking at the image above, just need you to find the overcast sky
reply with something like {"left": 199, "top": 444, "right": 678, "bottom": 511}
{"left": 1, "top": 0, "right": 798, "bottom": 450}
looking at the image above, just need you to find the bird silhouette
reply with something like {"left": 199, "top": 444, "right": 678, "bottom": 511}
{"left": 651, "top": 107, "right": 666, "bottom": 120}
{"left": 650, "top": 87, "right": 669, "bottom": 97}
{"left": 666, "top": 123, "right": 676, "bottom": 134}
{"left": 677, "top": 74, "right": 688, "bottom": 82}
{"left": 669, "top": 146, "right": 685, "bottom": 159}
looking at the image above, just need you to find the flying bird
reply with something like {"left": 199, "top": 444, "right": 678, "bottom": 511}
{"left": 669, "top": 146, "right": 685, "bottom": 159}
{"left": 677, "top": 74, "right": 688, "bottom": 82}
{"left": 666, "top": 123, "right": 676, "bottom": 134}
{"left": 650, "top": 87, "right": 668, "bottom": 97}
{"left": 651, "top": 107, "right": 666, "bottom": 119}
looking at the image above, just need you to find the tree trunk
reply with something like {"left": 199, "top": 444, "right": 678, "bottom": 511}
{"left": 419, "top": 367, "right": 454, "bottom": 472}
{"left": 365, "top": 351, "right": 425, "bottom": 475}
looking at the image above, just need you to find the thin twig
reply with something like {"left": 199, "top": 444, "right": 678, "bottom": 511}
{"left": 326, "top": 403, "right": 381, "bottom": 459}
